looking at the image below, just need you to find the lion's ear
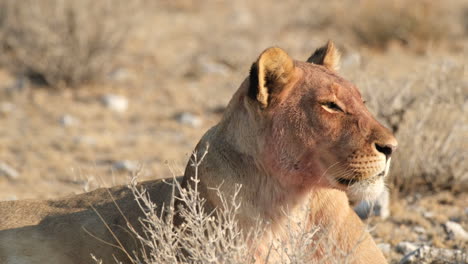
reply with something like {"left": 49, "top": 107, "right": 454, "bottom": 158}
{"left": 306, "top": 41, "right": 341, "bottom": 71}
{"left": 248, "top": 47, "right": 295, "bottom": 108}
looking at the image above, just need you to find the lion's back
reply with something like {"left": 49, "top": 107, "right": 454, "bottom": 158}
{"left": 0, "top": 176, "right": 182, "bottom": 264}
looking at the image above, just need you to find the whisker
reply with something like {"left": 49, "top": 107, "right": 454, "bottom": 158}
{"left": 317, "top": 161, "right": 342, "bottom": 185}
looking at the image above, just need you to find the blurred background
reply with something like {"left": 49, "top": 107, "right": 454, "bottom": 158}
{"left": 0, "top": 0, "right": 466, "bottom": 262}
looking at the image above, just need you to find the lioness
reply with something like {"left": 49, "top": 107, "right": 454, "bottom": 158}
{"left": 0, "top": 41, "right": 396, "bottom": 264}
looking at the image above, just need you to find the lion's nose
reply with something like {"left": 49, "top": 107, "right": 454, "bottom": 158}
{"left": 375, "top": 143, "right": 396, "bottom": 160}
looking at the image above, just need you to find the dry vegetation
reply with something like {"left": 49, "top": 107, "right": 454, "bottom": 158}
{"left": 355, "top": 60, "right": 468, "bottom": 194}
{"left": 0, "top": 0, "right": 467, "bottom": 263}
{"left": 349, "top": 0, "right": 451, "bottom": 49}
{"left": 0, "top": 0, "right": 142, "bottom": 87}
{"left": 94, "top": 153, "right": 359, "bottom": 264}
{"left": 124, "top": 152, "right": 256, "bottom": 264}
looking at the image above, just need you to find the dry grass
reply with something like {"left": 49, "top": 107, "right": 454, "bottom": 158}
{"left": 0, "top": 0, "right": 142, "bottom": 88}
{"left": 127, "top": 177, "right": 256, "bottom": 263}
{"left": 349, "top": 0, "right": 451, "bottom": 49}
{"left": 357, "top": 60, "right": 467, "bottom": 194}
{"left": 93, "top": 152, "right": 358, "bottom": 264}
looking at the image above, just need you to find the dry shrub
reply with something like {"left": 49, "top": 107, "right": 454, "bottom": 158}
{"left": 351, "top": 0, "right": 449, "bottom": 49}
{"left": 359, "top": 61, "right": 467, "bottom": 194}
{"left": 391, "top": 63, "right": 467, "bottom": 193}
{"left": 99, "top": 151, "right": 357, "bottom": 264}
{"left": 127, "top": 176, "right": 255, "bottom": 264}
{"left": 112, "top": 150, "right": 257, "bottom": 264}
{"left": 0, "top": 0, "right": 141, "bottom": 88}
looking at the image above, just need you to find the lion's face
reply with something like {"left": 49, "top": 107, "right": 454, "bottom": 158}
{"left": 246, "top": 42, "right": 397, "bottom": 201}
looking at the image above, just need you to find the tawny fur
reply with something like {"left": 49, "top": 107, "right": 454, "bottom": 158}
{"left": 0, "top": 41, "right": 396, "bottom": 264}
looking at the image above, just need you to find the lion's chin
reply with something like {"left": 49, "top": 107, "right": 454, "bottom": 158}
{"left": 345, "top": 177, "right": 385, "bottom": 202}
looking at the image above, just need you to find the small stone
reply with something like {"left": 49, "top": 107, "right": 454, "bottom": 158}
{"left": 73, "top": 136, "right": 96, "bottom": 146}
{"left": 108, "top": 68, "right": 131, "bottom": 82}
{"left": 59, "top": 114, "right": 79, "bottom": 127}
{"left": 0, "top": 162, "right": 19, "bottom": 180}
{"left": 0, "top": 102, "right": 15, "bottom": 115}
{"left": 396, "top": 241, "right": 419, "bottom": 255}
{"left": 444, "top": 221, "right": 468, "bottom": 241}
{"left": 174, "top": 112, "right": 202, "bottom": 128}
{"left": 377, "top": 243, "right": 391, "bottom": 255}
{"left": 112, "top": 160, "right": 139, "bottom": 173}
{"left": 400, "top": 245, "right": 467, "bottom": 264}
{"left": 413, "top": 226, "right": 426, "bottom": 234}
{"left": 101, "top": 94, "right": 128, "bottom": 113}
{"left": 422, "top": 211, "right": 434, "bottom": 219}
{"left": 198, "top": 57, "right": 230, "bottom": 75}
{"left": 354, "top": 188, "right": 390, "bottom": 219}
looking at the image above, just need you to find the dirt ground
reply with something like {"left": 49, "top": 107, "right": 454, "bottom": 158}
{"left": 0, "top": 1, "right": 467, "bottom": 263}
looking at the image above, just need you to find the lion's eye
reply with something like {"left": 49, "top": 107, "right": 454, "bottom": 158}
{"left": 321, "top": 102, "right": 344, "bottom": 113}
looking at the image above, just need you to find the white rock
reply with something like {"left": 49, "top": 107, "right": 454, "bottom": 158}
{"left": 101, "top": 94, "right": 128, "bottom": 113}
{"left": 73, "top": 136, "right": 96, "bottom": 146}
{"left": 400, "top": 245, "right": 466, "bottom": 264}
{"left": 0, "top": 102, "right": 15, "bottom": 114}
{"left": 112, "top": 160, "right": 139, "bottom": 172}
{"left": 444, "top": 221, "right": 468, "bottom": 241}
{"left": 413, "top": 226, "right": 426, "bottom": 234}
{"left": 354, "top": 188, "right": 390, "bottom": 219}
{"left": 0, "top": 162, "right": 19, "bottom": 180}
{"left": 108, "top": 68, "right": 131, "bottom": 82}
{"left": 198, "top": 57, "right": 230, "bottom": 75}
{"left": 59, "top": 114, "right": 79, "bottom": 127}
{"left": 175, "top": 112, "right": 202, "bottom": 128}
{"left": 377, "top": 243, "right": 391, "bottom": 255}
{"left": 396, "top": 241, "right": 419, "bottom": 255}
{"left": 422, "top": 211, "right": 434, "bottom": 219}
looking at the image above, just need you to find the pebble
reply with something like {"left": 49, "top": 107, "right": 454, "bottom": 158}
{"left": 101, "top": 94, "right": 128, "bottom": 113}
{"left": 400, "top": 245, "right": 466, "bottom": 264}
{"left": 422, "top": 211, "right": 434, "bottom": 219}
{"left": 73, "top": 136, "right": 97, "bottom": 146}
{"left": 0, "top": 162, "right": 19, "bottom": 180}
{"left": 198, "top": 57, "right": 230, "bottom": 75}
{"left": 108, "top": 68, "right": 131, "bottom": 82}
{"left": 377, "top": 243, "right": 391, "bottom": 255}
{"left": 354, "top": 188, "right": 390, "bottom": 219}
{"left": 59, "top": 114, "right": 79, "bottom": 127}
{"left": 112, "top": 160, "right": 139, "bottom": 173}
{"left": 174, "top": 112, "right": 202, "bottom": 128}
{"left": 396, "top": 241, "right": 419, "bottom": 255}
{"left": 0, "top": 102, "right": 15, "bottom": 115}
{"left": 444, "top": 221, "right": 468, "bottom": 241}
{"left": 413, "top": 226, "right": 426, "bottom": 234}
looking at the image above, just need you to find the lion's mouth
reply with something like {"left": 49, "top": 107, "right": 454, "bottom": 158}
{"left": 337, "top": 177, "right": 358, "bottom": 185}
{"left": 337, "top": 171, "right": 385, "bottom": 186}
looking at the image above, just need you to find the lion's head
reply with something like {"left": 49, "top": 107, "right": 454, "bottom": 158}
{"left": 236, "top": 41, "right": 397, "bottom": 202}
